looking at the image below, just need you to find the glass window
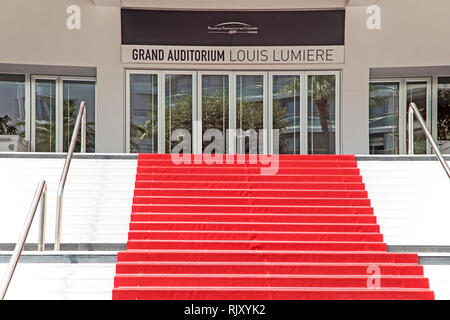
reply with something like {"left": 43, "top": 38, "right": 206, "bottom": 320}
{"left": 130, "top": 74, "right": 158, "bottom": 153}
{"left": 369, "top": 82, "right": 400, "bottom": 154}
{"left": 126, "top": 70, "right": 342, "bottom": 155}
{"left": 201, "top": 75, "right": 229, "bottom": 152}
{"left": 308, "top": 75, "right": 336, "bottom": 154}
{"left": 165, "top": 74, "right": 193, "bottom": 153}
{"left": 63, "top": 80, "right": 96, "bottom": 152}
{"left": 272, "top": 75, "right": 301, "bottom": 154}
{"left": 34, "top": 79, "right": 56, "bottom": 152}
{"left": 236, "top": 75, "right": 264, "bottom": 154}
{"left": 0, "top": 74, "right": 26, "bottom": 137}
{"left": 438, "top": 77, "right": 450, "bottom": 154}
{"left": 406, "top": 81, "right": 428, "bottom": 154}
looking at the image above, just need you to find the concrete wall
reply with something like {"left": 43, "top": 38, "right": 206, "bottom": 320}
{"left": 0, "top": 0, "right": 123, "bottom": 153}
{"left": 1, "top": 0, "right": 450, "bottom": 153}
{"left": 343, "top": 0, "right": 450, "bottom": 153}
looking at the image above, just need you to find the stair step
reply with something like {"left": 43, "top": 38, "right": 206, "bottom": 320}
{"left": 130, "top": 213, "right": 377, "bottom": 224}
{"left": 113, "top": 274, "right": 430, "bottom": 289}
{"left": 136, "top": 174, "right": 363, "bottom": 183}
{"left": 116, "top": 250, "right": 415, "bottom": 263}
{"left": 112, "top": 286, "right": 434, "bottom": 300}
{"left": 132, "top": 197, "right": 371, "bottom": 207}
{"left": 123, "top": 240, "right": 387, "bottom": 251}
{"left": 137, "top": 160, "right": 358, "bottom": 168}
{"left": 128, "top": 221, "right": 380, "bottom": 232}
{"left": 136, "top": 167, "right": 360, "bottom": 175}
{"left": 115, "top": 261, "right": 425, "bottom": 276}
{"left": 138, "top": 154, "right": 356, "bottom": 161}
{"left": 131, "top": 204, "right": 374, "bottom": 214}
{"left": 135, "top": 181, "right": 366, "bottom": 190}
{"left": 134, "top": 189, "right": 369, "bottom": 198}
{"left": 126, "top": 230, "right": 383, "bottom": 242}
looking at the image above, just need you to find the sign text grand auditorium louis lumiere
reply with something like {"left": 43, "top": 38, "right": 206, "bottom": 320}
{"left": 121, "top": 9, "right": 345, "bottom": 65}
{"left": 122, "top": 46, "right": 344, "bottom": 64}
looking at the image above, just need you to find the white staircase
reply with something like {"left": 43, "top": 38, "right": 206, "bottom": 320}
{"left": 0, "top": 154, "right": 137, "bottom": 300}
{"left": 0, "top": 154, "right": 137, "bottom": 244}
{"left": 0, "top": 262, "right": 115, "bottom": 300}
{"left": 0, "top": 154, "right": 449, "bottom": 300}
{"left": 358, "top": 158, "right": 450, "bottom": 246}
{"left": 358, "top": 156, "right": 450, "bottom": 300}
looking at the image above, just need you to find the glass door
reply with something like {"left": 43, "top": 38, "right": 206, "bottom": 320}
{"left": 198, "top": 72, "right": 230, "bottom": 154}
{"left": 127, "top": 71, "right": 160, "bottom": 153}
{"left": 270, "top": 71, "right": 340, "bottom": 155}
{"left": 368, "top": 78, "right": 431, "bottom": 154}
{"left": 406, "top": 79, "right": 431, "bottom": 154}
{"left": 235, "top": 73, "right": 267, "bottom": 154}
{"left": 163, "top": 72, "right": 196, "bottom": 154}
{"left": 269, "top": 73, "right": 303, "bottom": 154}
{"left": 127, "top": 70, "right": 341, "bottom": 155}
{"left": 31, "top": 75, "right": 96, "bottom": 152}
{"left": 307, "top": 72, "right": 339, "bottom": 154}
{"left": 62, "top": 78, "right": 96, "bottom": 153}
{"left": 31, "top": 76, "right": 58, "bottom": 152}
{"left": 369, "top": 81, "right": 400, "bottom": 154}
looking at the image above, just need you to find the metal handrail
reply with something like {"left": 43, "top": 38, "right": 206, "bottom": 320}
{"left": 54, "top": 101, "right": 87, "bottom": 250}
{"left": 0, "top": 180, "right": 47, "bottom": 300}
{"left": 408, "top": 102, "right": 450, "bottom": 179}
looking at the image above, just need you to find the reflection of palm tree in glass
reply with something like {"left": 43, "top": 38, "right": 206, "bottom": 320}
{"left": 135, "top": 93, "right": 288, "bottom": 154}
{"left": 35, "top": 97, "right": 56, "bottom": 152}
{"left": 273, "top": 101, "right": 289, "bottom": 153}
{"left": 131, "top": 108, "right": 157, "bottom": 153}
{"left": 165, "top": 94, "right": 192, "bottom": 153}
{"left": 310, "top": 75, "right": 335, "bottom": 153}
{"left": 202, "top": 93, "right": 228, "bottom": 151}
{"left": 276, "top": 76, "right": 300, "bottom": 154}
{"left": 35, "top": 121, "right": 56, "bottom": 152}
{"left": 438, "top": 88, "right": 450, "bottom": 141}
{"left": 276, "top": 76, "right": 336, "bottom": 153}
{"left": 63, "top": 100, "right": 95, "bottom": 152}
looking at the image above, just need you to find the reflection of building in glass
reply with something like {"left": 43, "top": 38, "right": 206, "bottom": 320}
{"left": 165, "top": 75, "right": 193, "bottom": 153}
{"left": 438, "top": 78, "right": 450, "bottom": 154}
{"left": 130, "top": 74, "right": 158, "bottom": 153}
{"left": 272, "top": 75, "right": 300, "bottom": 154}
{"left": 369, "top": 83, "right": 399, "bottom": 154}
{"left": 0, "top": 74, "right": 26, "bottom": 137}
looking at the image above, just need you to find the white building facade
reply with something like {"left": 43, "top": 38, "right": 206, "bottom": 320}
{"left": 0, "top": 0, "right": 449, "bottom": 155}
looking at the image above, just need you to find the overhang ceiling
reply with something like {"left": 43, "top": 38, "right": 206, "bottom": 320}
{"left": 91, "top": 0, "right": 378, "bottom": 9}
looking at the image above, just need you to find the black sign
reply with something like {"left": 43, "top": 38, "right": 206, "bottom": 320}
{"left": 121, "top": 9, "right": 345, "bottom": 47}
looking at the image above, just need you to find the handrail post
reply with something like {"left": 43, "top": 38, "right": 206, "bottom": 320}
{"left": 37, "top": 184, "right": 47, "bottom": 251}
{"left": 408, "top": 106, "right": 415, "bottom": 155}
{"left": 54, "top": 101, "right": 86, "bottom": 251}
{"left": 0, "top": 180, "right": 47, "bottom": 300}
{"left": 408, "top": 102, "right": 450, "bottom": 179}
{"left": 81, "top": 109, "right": 86, "bottom": 153}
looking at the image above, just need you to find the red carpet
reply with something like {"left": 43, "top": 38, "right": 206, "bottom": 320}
{"left": 112, "top": 154, "right": 434, "bottom": 300}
